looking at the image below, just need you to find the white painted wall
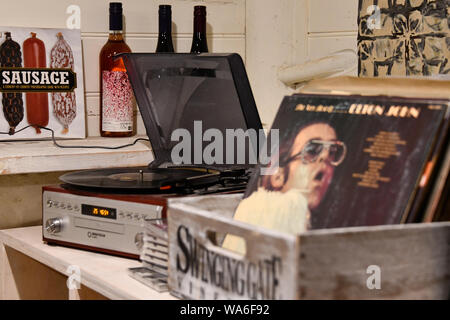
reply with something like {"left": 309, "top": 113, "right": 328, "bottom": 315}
{"left": 0, "top": 0, "right": 358, "bottom": 133}
{"left": 0, "top": 0, "right": 246, "bottom": 229}
{"left": 0, "top": 0, "right": 360, "bottom": 230}
{"left": 0, "top": 0, "right": 246, "bottom": 136}
{"left": 307, "top": 0, "right": 358, "bottom": 60}
{"left": 245, "top": 0, "right": 303, "bottom": 127}
{"left": 246, "top": 0, "right": 358, "bottom": 128}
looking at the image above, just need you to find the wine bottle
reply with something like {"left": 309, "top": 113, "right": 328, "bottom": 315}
{"left": 190, "top": 5, "right": 208, "bottom": 53}
{"left": 99, "top": 2, "right": 134, "bottom": 137}
{"left": 156, "top": 5, "right": 174, "bottom": 53}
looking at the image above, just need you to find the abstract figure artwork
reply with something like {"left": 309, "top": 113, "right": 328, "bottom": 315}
{"left": 358, "top": 0, "right": 449, "bottom": 77}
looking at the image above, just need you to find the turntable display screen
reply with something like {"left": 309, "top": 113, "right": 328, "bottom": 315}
{"left": 81, "top": 204, "right": 117, "bottom": 220}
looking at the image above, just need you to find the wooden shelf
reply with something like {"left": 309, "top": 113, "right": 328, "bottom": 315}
{"left": 0, "top": 226, "right": 174, "bottom": 300}
{"left": 0, "top": 136, "right": 153, "bottom": 175}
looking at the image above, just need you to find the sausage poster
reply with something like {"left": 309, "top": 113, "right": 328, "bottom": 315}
{"left": 0, "top": 26, "right": 85, "bottom": 140}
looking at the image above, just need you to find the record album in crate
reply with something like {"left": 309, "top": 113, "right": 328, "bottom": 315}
{"left": 222, "top": 94, "right": 449, "bottom": 253}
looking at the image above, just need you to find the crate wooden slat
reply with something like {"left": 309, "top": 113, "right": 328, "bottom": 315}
{"left": 167, "top": 194, "right": 450, "bottom": 300}
{"left": 296, "top": 223, "right": 450, "bottom": 299}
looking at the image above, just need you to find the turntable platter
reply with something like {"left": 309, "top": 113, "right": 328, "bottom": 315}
{"left": 60, "top": 166, "right": 220, "bottom": 192}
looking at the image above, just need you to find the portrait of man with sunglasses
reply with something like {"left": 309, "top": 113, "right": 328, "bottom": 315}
{"left": 223, "top": 94, "right": 447, "bottom": 256}
{"left": 266, "top": 121, "right": 346, "bottom": 213}
{"left": 222, "top": 119, "right": 347, "bottom": 254}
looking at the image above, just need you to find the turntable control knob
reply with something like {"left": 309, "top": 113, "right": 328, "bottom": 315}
{"left": 134, "top": 232, "right": 144, "bottom": 250}
{"left": 45, "top": 218, "right": 63, "bottom": 234}
{"left": 46, "top": 200, "right": 53, "bottom": 207}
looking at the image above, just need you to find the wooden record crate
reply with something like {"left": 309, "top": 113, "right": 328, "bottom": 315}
{"left": 167, "top": 194, "right": 450, "bottom": 300}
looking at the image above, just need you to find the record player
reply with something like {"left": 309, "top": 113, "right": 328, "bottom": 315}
{"left": 42, "top": 53, "right": 263, "bottom": 259}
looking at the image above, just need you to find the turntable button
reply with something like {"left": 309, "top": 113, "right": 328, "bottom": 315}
{"left": 74, "top": 205, "right": 80, "bottom": 212}
{"left": 59, "top": 203, "right": 66, "bottom": 209}
{"left": 119, "top": 212, "right": 125, "bottom": 219}
{"left": 134, "top": 214, "right": 141, "bottom": 221}
{"left": 46, "top": 200, "right": 53, "bottom": 208}
{"left": 126, "top": 213, "right": 133, "bottom": 220}
{"left": 67, "top": 205, "right": 73, "bottom": 211}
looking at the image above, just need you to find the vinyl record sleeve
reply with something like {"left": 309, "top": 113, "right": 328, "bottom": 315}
{"left": 406, "top": 112, "right": 450, "bottom": 222}
{"left": 144, "top": 218, "right": 168, "bottom": 240}
{"left": 127, "top": 267, "right": 168, "bottom": 292}
{"left": 237, "top": 94, "right": 448, "bottom": 231}
{"left": 140, "top": 252, "right": 168, "bottom": 268}
{"left": 423, "top": 140, "right": 450, "bottom": 222}
{"left": 141, "top": 247, "right": 168, "bottom": 261}
{"left": 141, "top": 261, "right": 168, "bottom": 276}
{"left": 143, "top": 234, "right": 169, "bottom": 250}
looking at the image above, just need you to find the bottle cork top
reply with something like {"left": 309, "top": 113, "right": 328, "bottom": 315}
{"left": 109, "top": 2, "right": 123, "bottom": 15}
{"left": 159, "top": 4, "right": 172, "bottom": 16}
{"left": 194, "top": 5, "right": 207, "bottom": 16}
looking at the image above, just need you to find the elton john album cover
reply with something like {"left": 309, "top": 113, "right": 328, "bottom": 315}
{"left": 223, "top": 94, "right": 448, "bottom": 253}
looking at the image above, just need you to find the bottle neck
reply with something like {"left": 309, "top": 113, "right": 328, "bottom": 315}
{"left": 159, "top": 14, "right": 172, "bottom": 35}
{"left": 156, "top": 12, "right": 174, "bottom": 53}
{"left": 191, "top": 15, "right": 208, "bottom": 53}
{"left": 108, "top": 30, "right": 124, "bottom": 41}
{"left": 156, "top": 33, "right": 174, "bottom": 53}
{"left": 193, "top": 15, "right": 207, "bottom": 35}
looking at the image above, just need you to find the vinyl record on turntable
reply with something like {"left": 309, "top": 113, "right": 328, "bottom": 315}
{"left": 42, "top": 53, "right": 263, "bottom": 260}
{"left": 59, "top": 166, "right": 221, "bottom": 192}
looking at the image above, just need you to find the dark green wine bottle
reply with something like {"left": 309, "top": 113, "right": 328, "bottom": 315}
{"left": 190, "top": 5, "right": 208, "bottom": 53}
{"left": 156, "top": 5, "right": 174, "bottom": 53}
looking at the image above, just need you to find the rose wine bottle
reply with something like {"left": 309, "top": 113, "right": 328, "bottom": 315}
{"left": 99, "top": 2, "right": 134, "bottom": 137}
{"left": 190, "top": 5, "right": 208, "bottom": 53}
{"left": 156, "top": 5, "right": 174, "bottom": 53}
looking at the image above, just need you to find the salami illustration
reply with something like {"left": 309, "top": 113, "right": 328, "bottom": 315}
{"left": 0, "top": 32, "right": 24, "bottom": 135}
{"left": 50, "top": 32, "right": 76, "bottom": 134}
{"left": 23, "top": 32, "right": 49, "bottom": 134}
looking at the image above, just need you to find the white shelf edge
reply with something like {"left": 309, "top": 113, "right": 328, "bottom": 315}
{"left": 0, "top": 136, "right": 154, "bottom": 175}
{"left": 0, "top": 226, "right": 175, "bottom": 300}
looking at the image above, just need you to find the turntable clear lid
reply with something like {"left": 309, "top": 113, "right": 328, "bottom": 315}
{"left": 118, "top": 53, "right": 263, "bottom": 168}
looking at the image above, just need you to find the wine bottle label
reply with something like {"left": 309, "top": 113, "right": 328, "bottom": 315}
{"left": 102, "top": 70, "right": 133, "bottom": 132}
